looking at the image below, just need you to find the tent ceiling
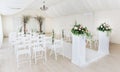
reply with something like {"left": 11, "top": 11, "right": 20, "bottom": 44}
{"left": 0, "top": 0, "right": 34, "bottom": 15}
{"left": 1, "top": 0, "right": 120, "bottom": 16}
{"left": 44, "top": 0, "right": 120, "bottom": 17}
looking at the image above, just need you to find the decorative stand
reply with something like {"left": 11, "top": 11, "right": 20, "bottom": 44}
{"left": 72, "top": 35, "right": 86, "bottom": 66}
{"left": 98, "top": 31, "right": 110, "bottom": 55}
{"left": 71, "top": 32, "right": 110, "bottom": 67}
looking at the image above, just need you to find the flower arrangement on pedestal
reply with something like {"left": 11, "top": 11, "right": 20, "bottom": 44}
{"left": 97, "top": 23, "right": 112, "bottom": 36}
{"left": 71, "top": 24, "right": 91, "bottom": 37}
{"left": 97, "top": 23, "right": 112, "bottom": 32}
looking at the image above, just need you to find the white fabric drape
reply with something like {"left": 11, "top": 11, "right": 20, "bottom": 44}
{"left": 1, "top": 0, "right": 120, "bottom": 16}
{"left": 0, "top": 0, "right": 35, "bottom": 15}
{"left": 0, "top": 15, "right": 3, "bottom": 48}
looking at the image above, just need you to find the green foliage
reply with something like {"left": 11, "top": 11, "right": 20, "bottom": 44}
{"left": 35, "top": 16, "right": 43, "bottom": 33}
{"left": 71, "top": 24, "right": 91, "bottom": 37}
{"left": 23, "top": 16, "right": 30, "bottom": 24}
{"left": 19, "top": 26, "right": 22, "bottom": 32}
{"left": 52, "top": 30, "right": 54, "bottom": 44}
{"left": 62, "top": 29, "right": 64, "bottom": 39}
{"left": 35, "top": 16, "right": 43, "bottom": 23}
{"left": 97, "top": 23, "right": 112, "bottom": 32}
{"left": 23, "top": 15, "right": 30, "bottom": 34}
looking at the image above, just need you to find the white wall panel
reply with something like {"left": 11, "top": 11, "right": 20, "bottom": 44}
{"left": 2, "top": 10, "right": 44, "bottom": 37}
{"left": 45, "top": 12, "right": 95, "bottom": 38}
{"left": 0, "top": 15, "right": 3, "bottom": 47}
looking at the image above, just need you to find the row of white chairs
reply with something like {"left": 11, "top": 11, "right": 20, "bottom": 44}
{"left": 9, "top": 32, "right": 64, "bottom": 68}
{"left": 14, "top": 34, "right": 46, "bottom": 68}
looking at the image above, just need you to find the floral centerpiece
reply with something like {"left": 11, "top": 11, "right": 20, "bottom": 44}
{"left": 97, "top": 23, "right": 112, "bottom": 32}
{"left": 97, "top": 23, "right": 112, "bottom": 36}
{"left": 71, "top": 24, "right": 91, "bottom": 37}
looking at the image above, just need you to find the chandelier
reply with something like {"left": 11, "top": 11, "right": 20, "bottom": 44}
{"left": 40, "top": 1, "right": 48, "bottom": 11}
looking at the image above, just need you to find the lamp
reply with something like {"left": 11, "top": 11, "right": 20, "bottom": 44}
{"left": 40, "top": 1, "right": 48, "bottom": 11}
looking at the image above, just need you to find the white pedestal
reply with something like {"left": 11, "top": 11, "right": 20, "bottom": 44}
{"left": 98, "top": 31, "right": 110, "bottom": 55}
{"left": 72, "top": 35, "right": 86, "bottom": 66}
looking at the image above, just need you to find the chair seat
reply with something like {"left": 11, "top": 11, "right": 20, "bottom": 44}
{"left": 16, "top": 49, "right": 31, "bottom": 55}
{"left": 33, "top": 47, "right": 45, "bottom": 52}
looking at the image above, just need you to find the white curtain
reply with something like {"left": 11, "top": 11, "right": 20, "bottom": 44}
{"left": 0, "top": 15, "right": 3, "bottom": 48}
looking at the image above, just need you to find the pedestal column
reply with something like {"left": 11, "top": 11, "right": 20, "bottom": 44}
{"left": 98, "top": 31, "right": 109, "bottom": 55}
{"left": 72, "top": 35, "right": 86, "bottom": 66}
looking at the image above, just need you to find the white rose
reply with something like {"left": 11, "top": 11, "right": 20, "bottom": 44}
{"left": 103, "top": 23, "right": 106, "bottom": 26}
{"left": 74, "top": 27, "right": 78, "bottom": 30}
{"left": 79, "top": 28, "right": 81, "bottom": 30}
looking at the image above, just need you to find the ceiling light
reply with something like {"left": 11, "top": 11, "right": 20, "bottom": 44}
{"left": 40, "top": 1, "right": 48, "bottom": 11}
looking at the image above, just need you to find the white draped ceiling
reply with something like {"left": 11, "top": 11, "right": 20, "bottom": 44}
{"left": 0, "top": 0, "right": 35, "bottom": 15}
{"left": 1, "top": 0, "right": 120, "bottom": 17}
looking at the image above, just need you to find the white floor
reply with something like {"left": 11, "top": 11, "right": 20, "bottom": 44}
{"left": 0, "top": 38, "right": 120, "bottom": 72}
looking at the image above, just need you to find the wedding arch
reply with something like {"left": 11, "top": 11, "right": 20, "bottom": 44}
{"left": 22, "top": 15, "right": 44, "bottom": 34}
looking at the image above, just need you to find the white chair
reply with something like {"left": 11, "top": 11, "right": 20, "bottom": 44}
{"left": 32, "top": 36, "right": 47, "bottom": 64}
{"left": 14, "top": 36, "right": 31, "bottom": 68}
{"left": 17, "top": 32, "right": 24, "bottom": 37}
{"left": 50, "top": 39, "right": 64, "bottom": 60}
{"left": 9, "top": 32, "right": 17, "bottom": 46}
{"left": 45, "top": 36, "right": 53, "bottom": 49}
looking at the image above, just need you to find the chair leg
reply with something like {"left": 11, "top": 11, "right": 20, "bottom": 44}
{"left": 17, "top": 60, "right": 19, "bottom": 69}
{"left": 54, "top": 49, "right": 57, "bottom": 60}
{"left": 16, "top": 55, "right": 19, "bottom": 69}
{"left": 45, "top": 51, "right": 47, "bottom": 62}
{"left": 50, "top": 49, "right": 53, "bottom": 56}
{"left": 29, "top": 54, "right": 32, "bottom": 66}
{"left": 35, "top": 52, "right": 37, "bottom": 64}
{"left": 62, "top": 47, "right": 64, "bottom": 58}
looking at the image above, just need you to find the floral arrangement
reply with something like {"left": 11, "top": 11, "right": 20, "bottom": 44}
{"left": 97, "top": 23, "right": 112, "bottom": 32}
{"left": 23, "top": 16, "right": 30, "bottom": 24}
{"left": 23, "top": 16, "right": 30, "bottom": 34}
{"left": 34, "top": 16, "right": 43, "bottom": 33}
{"left": 71, "top": 24, "right": 91, "bottom": 37}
